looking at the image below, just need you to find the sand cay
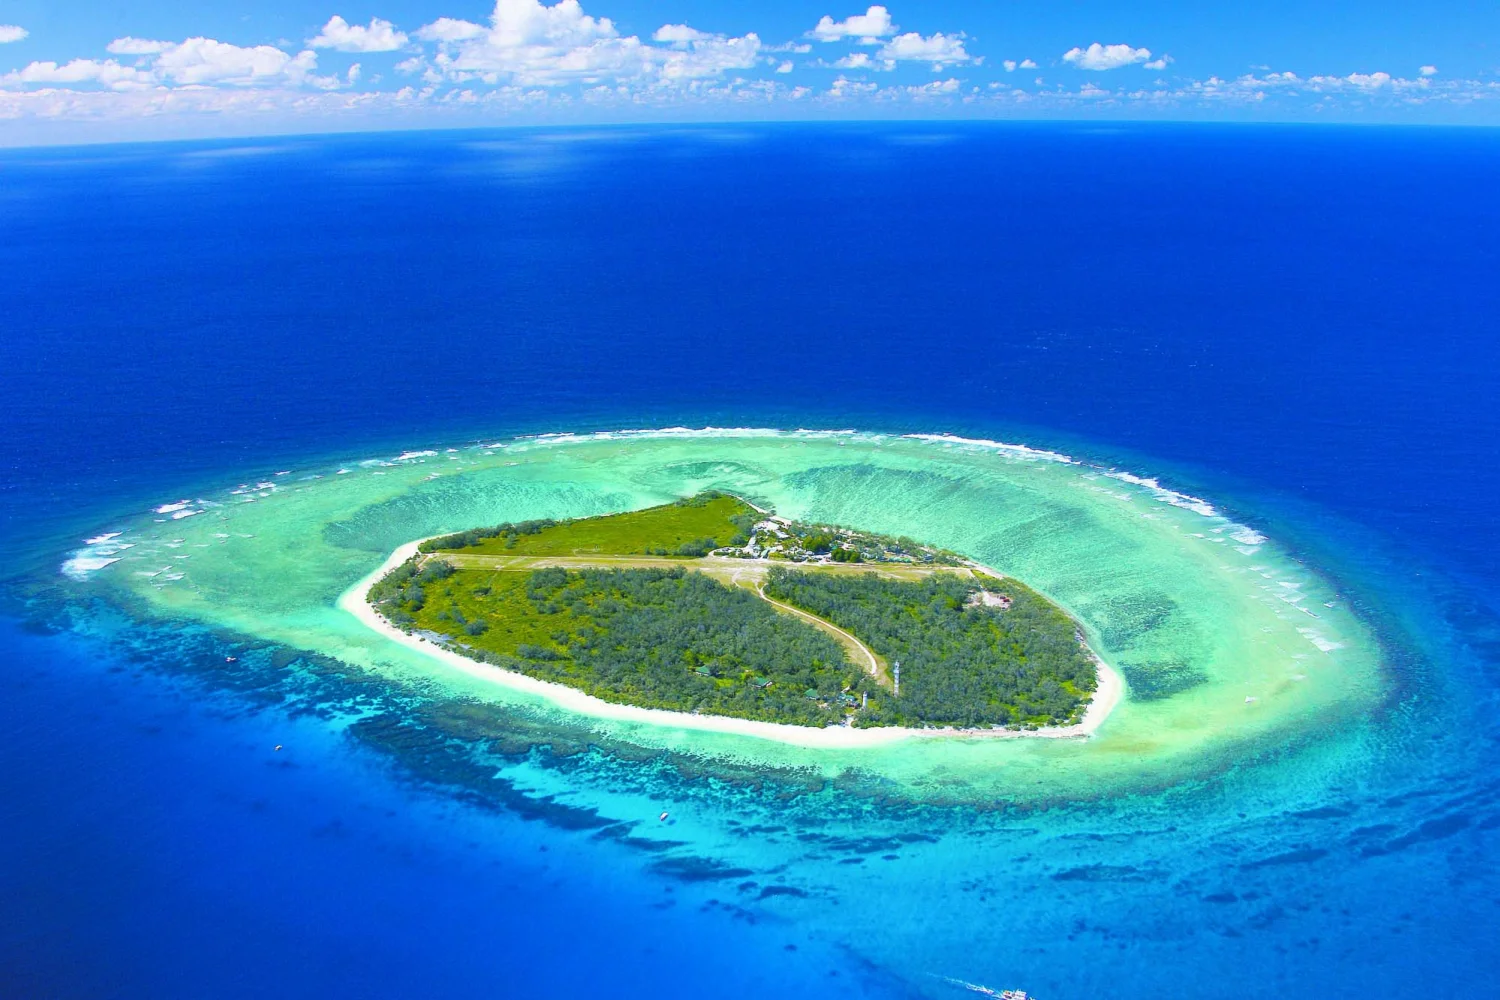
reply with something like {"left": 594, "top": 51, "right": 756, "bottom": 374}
{"left": 340, "top": 541, "right": 1124, "bottom": 750}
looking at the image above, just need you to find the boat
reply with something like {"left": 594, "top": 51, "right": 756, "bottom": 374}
{"left": 941, "top": 976, "right": 1035, "bottom": 999}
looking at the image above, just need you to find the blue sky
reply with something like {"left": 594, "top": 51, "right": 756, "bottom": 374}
{"left": 1, "top": 1, "right": 1498, "bottom": 143}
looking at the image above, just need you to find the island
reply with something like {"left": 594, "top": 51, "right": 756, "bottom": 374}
{"left": 362, "top": 493, "right": 1105, "bottom": 733}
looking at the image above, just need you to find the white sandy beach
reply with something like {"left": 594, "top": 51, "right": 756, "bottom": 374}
{"left": 338, "top": 541, "right": 1124, "bottom": 750}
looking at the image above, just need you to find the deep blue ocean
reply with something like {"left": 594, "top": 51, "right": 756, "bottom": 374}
{"left": 2, "top": 123, "right": 1498, "bottom": 998}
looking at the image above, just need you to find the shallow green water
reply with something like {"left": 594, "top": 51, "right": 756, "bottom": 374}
{"left": 75, "top": 429, "right": 1386, "bottom": 803}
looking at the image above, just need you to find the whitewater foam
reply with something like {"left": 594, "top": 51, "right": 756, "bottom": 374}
{"left": 1103, "top": 470, "right": 1220, "bottom": 518}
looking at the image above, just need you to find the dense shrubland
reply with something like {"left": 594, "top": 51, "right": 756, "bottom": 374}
{"left": 374, "top": 563, "right": 873, "bottom": 725}
{"left": 764, "top": 569, "right": 1095, "bottom": 728}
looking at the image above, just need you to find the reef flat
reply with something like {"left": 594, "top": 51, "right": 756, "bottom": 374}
{"left": 58, "top": 428, "right": 1388, "bottom": 803}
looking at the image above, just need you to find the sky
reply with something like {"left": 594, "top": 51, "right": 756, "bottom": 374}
{"left": 1, "top": 1, "right": 1498, "bottom": 144}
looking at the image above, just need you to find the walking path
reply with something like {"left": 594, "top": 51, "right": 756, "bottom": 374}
{"left": 753, "top": 582, "right": 889, "bottom": 686}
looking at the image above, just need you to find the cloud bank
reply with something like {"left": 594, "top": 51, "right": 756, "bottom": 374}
{"left": 0, "top": 2, "right": 1494, "bottom": 139}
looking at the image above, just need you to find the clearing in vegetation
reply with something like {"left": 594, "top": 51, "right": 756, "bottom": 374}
{"left": 420, "top": 493, "right": 758, "bottom": 559}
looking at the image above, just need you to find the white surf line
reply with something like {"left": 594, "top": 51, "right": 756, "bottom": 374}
{"left": 340, "top": 542, "right": 1124, "bottom": 748}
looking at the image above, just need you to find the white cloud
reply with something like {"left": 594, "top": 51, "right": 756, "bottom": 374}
{"left": 0, "top": 25, "right": 28, "bottom": 44}
{"left": 878, "top": 31, "right": 972, "bottom": 69}
{"left": 394, "top": 55, "right": 435, "bottom": 82}
{"left": 414, "top": 1, "right": 757, "bottom": 87}
{"left": 810, "top": 6, "right": 896, "bottom": 43}
{"left": 414, "top": 18, "right": 487, "bottom": 43}
{"left": 9, "top": 1, "right": 1496, "bottom": 133}
{"left": 818, "top": 31, "right": 970, "bottom": 72}
{"left": 107, "top": 37, "right": 172, "bottom": 55}
{"left": 653, "top": 24, "right": 708, "bottom": 47}
{"left": 1308, "top": 69, "right": 1440, "bottom": 93}
{"left": 7, "top": 38, "right": 327, "bottom": 91}
{"left": 658, "top": 32, "right": 762, "bottom": 80}
{"left": 479, "top": 0, "right": 618, "bottom": 49}
{"left": 834, "top": 52, "right": 875, "bottom": 70}
{"left": 1167, "top": 67, "right": 1447, "bottom": 105}
{"left": 905, "top": 77, "right": 960, "bottom": 97}
{"left": 1063, "top": 43, "right": 1154, "bottom": 71}
{"left": 417, "top": 0, "right": 648, "bottom": 86}
{"left": 827, "top": 74, "right": 878, "bottom": 98}
{"left": 2, "top": 58, "right": 153, "bottom": 90}
{"left": 154, "top": 38, "right": 320, "bottom": 86}
{"left": 6, "top": 59, "right": 1499, "bottom": 138}
{"left": 651, "top": 24, "right": 764, "bottom": 79}
{"left": 1336, "top": 71, "right": 1393, "bottom": 90}
{"left": 309, "top": 16, "right": 408, "bottom": 53}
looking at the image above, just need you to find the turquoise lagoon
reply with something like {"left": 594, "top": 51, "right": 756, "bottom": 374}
{"left": 71, "top": 429, "right": 1386, "bottom": 803}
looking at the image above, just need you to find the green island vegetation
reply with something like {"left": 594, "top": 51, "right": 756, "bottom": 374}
{"left": 368, "top": 492, "right": 1097, "bottom": 729}
{"left": 762, "top": 569, "right": 1095, "bottom": 728}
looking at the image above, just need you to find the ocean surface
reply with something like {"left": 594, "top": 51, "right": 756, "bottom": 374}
{"left": 2, "top": 124, "right": 1498, "bottom": 998}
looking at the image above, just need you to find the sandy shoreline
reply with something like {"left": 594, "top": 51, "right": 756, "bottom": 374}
{"left": 337, "top": 541, "right": 1124, "bottom": 750}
